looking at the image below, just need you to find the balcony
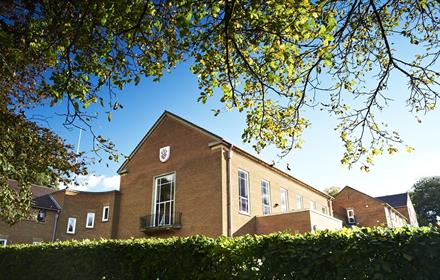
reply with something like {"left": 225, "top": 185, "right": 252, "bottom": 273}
{"left": 139, "top": 212, "right": 182, "bottom": 232}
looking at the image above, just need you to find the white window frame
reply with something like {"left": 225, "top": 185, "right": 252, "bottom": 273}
{"left": 85, "top": 212, "right": 95, "bottom": 229}
{"left": 33, "top": 241, "right": 42, "bottom": 245}
{"left": 152, "top": 172, "right": 176, "bottom": 226}
{"left": 238, "top": 170, "right": 250, "bottom": 214}
{"left": 310, "top": 201, "right": 317, "bottom": 210}
{"left": 102, "top": 206, "right": 110, "bottom": 222}
{"left": 0, "top": 239, "right": 7, "bottom": 247}
{"left": 66, "top": 217, "right": 77, "bottom": 234}
{"left": 280, "top": 188, "right": 288, "bottom": 212}
{"left": 321, "top": 206, "right": 328, "bottom": 214}
{"left": 295, "top": 194, "right": 303, "bottom": 210}
{"left": 347, "top": 208, "right": 355, "bottom": 224}
{"left": 261, "top": 180, "right": 271, "bottom": 215}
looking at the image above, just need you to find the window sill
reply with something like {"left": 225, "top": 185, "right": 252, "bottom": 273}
{"left": 238, "top": 211, "right": 251, "bottom": 217}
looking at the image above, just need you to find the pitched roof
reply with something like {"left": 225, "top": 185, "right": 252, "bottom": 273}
{"left": 32, "top": 194, "right": 61, "bottom": 211}
{"left": 8, "top": 179, "right": 55, "bottom": 199}
{"left": 375, "top": 193, "right": 408, "bottom": 208}
{"left": 117, "top": 111, "right": 332, "bottom": 199}
{"left": 8, "top": 179, "right": 59, "bottom": 211}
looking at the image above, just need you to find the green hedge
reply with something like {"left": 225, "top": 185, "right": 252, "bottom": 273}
{"left": 0, "top": 227, "right": 439, "bottom": 280}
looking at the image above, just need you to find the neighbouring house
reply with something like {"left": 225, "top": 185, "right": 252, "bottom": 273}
{"left": 332, "top": 186, "right": 417, "bottom": 228}
{"left": 375, "top": 193, "right": 419, "bottom": 227}
{"left": 116, "top": 111, "right": 342, "bottom": 238}
{"left": 1, "top": 111, "right": 344, "bottom": 244}
{"left": 0, "top": 180, "right": 61, "bottom": 246}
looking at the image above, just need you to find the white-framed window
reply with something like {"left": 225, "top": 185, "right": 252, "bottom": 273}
{"left": 33, "top": 241, "right": 42, "bottom": 245}
{"left": 238, "top": 170, "right": 250, "bottom": 214}
{"left": 295, "top": 194, "right": 303, "bottom": 209}
{"left": 36, "top": 209, "right": 46, "bottom": 223}
{"left": 153, "top": 173, "right": 176, "bottom": 226}
{"left": 321, "top": 206, "right": 328, "bottom": 215}
{"left": 86, "top": 212, "right": 95, "bottom": 228}
{"left": 66, "top": 217, "right": 77, "bottom": 234}
{"left": 0, "top": 239, "right": 7, "bottom": 247}
{"left": 384, "top": 207, "right": 391, "bottom": 226}
{"left": 102, "top": 206, "right": 110, "bottom": 222}
{"left": 310, "top": 201, "right": 317, "bottom": 210}
{"left": 280, "top": 188, "right": 288, "bottom": 212}
{"left": 346, "top": 208, "right": 355, "bottom": 224}
{"left": 261, "top": 180, "right": 271, "bottom": 215}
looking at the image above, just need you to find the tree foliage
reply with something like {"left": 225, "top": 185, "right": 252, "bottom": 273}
{"left": 324, "top": 186, "right": 341, "bottom": 197}
{"left": 0, "top": 105, "right": 87, "bottom": 224}
{"left": 0, "top": 0, "right": 439, "bottom": 221}
{"left": 411, "top": 176, "right": 440, "bottom": 226}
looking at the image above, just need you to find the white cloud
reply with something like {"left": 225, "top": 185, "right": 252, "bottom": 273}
{"left": 59, "top": 174, "right": 120, "bottom": 192}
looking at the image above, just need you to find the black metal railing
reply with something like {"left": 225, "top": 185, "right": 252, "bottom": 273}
{"left": 139, "top": 212, "right": 182, "bottom": 231}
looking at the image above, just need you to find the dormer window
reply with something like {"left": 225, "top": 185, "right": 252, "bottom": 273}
{"left": 37, "top": 210, "right": 46, "bottom": 223}
{"left": 346, "top": 208, "right": 356, "bottom": 224}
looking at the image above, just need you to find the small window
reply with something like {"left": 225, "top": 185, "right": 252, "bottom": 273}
{"left": 102, "top": 206, "right": 110, "bottom": 222}
{"left": 280, "top": 188, "right": 288, "bottom": 212}
{"left": 261, "top": 180, "right": 271, "bottom": 215}
{"left": 321, "top": 206, "right": 328, "bottom": 215}
{"left": 238, "top": 170, "right": 250, "bottom": 214}
{"left": 310, "top": 201, "right": 317, "bottom": 210}
{"left": 346, "top": 208, "right": 355, "bottom": 224}
{"left": 66, "top": 217, "right": 77, "bottom": 234}
{"left": 33, "top": 241, "right": 42, "bottom": 245}
{"left": 36, "top": 209, "right": 46, "bottom": 223}
{"left": 0, "top": 239, "right": 7, "bottom": 247}
{"left": 295, "top": 194, "right": 303, "bottom": 209}
{"left": 86, "top": 213, "right": 95, "bottom": 228}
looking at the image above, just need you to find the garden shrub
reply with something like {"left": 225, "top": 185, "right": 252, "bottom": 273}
{"left": 0, "top": 227, "right": 439, "bottom": 280}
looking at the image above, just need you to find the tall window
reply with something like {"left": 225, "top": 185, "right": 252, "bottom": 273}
{"left": 261, "top": 180, "right": 271, "bottom": 215}
{"left": 238, "top": 170, "right": 250, "bottom": 214}
{"left": 321, "top": 206, "right": 328, "bottom": 215}
{"left": 295, "top": 194, "right": 303, "bottom": 209}
{"left": 102, "top": 206, "right": 110, "bottom": 222}
{"left": 86, "top": 212, "right": 95, "bottom": 228}
{"left": 66, "top": 217, "right": 77, "bottom": 234}
{"left": 310, "top": 201, "right": 317, "bottom": 210}
{"left": 280, "top": 188, "right": 288, "bottom": 212}
{"left": 154, "top": 173, "right": 175, "bottom": 226}
{"left": 346, "top": 208, "right": 355, "bottom": 224}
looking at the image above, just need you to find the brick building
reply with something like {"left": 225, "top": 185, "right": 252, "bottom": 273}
{"left": 375, "top": 193, "right": 419, "bottom": 227}
{"left": 332, "top": 186, "right": 417, "bottom": 228}
{"left": 0, "top": 180, "right": 61, "bottom": 245}
{"left": 2, "top": 112, "right": 344, "bottom": 244}
{"left": 116, "top": 111, "right": 342, "bottom": 238}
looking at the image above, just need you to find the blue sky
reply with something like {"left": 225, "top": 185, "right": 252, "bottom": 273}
{"left": 35, "top": 60, "right": 440, "bottom": 196}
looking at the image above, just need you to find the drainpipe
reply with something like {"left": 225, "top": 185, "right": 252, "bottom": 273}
{"left": 328, "top": 199, "right": 334, "bottom": 217}
{"left": 226, "top": 144, "right": 233, "bottom": 237}
{"left": 51, "top": 210, "right": 60, "bottom": 242}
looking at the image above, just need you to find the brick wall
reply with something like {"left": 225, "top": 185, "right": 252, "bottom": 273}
{"left": 333, "top": 187, "right": 388, "bottom": 227}
{"left": 116, "top": 115, "right": 224, "bottom": 238}
{"left": 228, "top": 150, "right": 331, "bottom": 236}
{"left": 0, "top": 209, "right": 57, "bottom": 245}
{"left": 52, "top": 190, "right": 119, "bottom": 241}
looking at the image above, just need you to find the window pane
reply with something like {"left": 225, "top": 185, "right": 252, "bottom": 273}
{"left": 160, "top": 184, "right": 172, "bottom": 201}
{"left": 280, "top": 188, "right": 288, "bottom": 212}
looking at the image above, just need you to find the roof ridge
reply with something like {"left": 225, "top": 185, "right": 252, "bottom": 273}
{"left": 117, "top": 111, "right": 331, "bottom": 199}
